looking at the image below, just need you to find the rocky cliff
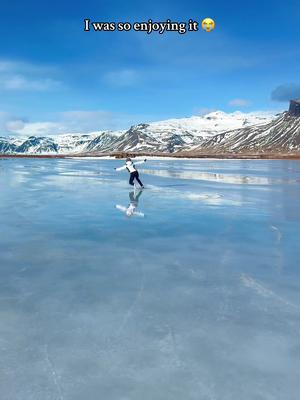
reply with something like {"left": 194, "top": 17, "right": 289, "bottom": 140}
{"left": 289, "top": 100, "right": 300, "bottom": 117}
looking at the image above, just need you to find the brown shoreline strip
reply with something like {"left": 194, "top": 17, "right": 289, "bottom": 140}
{"left": 1, "top": 152, "right": 300, "bottom": 160}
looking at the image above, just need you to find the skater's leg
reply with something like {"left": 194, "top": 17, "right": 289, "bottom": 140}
{"left": 129, "top": 191, "right": 138, "bottom": 207}
{"left": 129, "top": 173, "right": 135, "bottom": 186}
{"left": 129, "top": 191, "right": 135, "bottom": 202}
{"left": 135, "top": 189, "right": 143, "bottom": 202}
{"left": 135, "top": 172, "right": 144, "bottom": 188}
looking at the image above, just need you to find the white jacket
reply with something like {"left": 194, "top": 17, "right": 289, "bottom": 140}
{"left": 115, "top": 160, "right": 146, "bottom": 173}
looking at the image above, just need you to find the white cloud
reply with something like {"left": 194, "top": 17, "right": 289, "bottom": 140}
{"left": 1, "top": 75, "right": 61, "bottom": 91}
{"left": 1, "top": 109, "right": 144, "bottom": 136}
{"left": 103, "top": 69, "right": 140, "bottom": 87}
{"left": 0, "top": 112, "right": 25, "bottom": 134}
{"left": 0, "top": 59, "right": 62, "bottom": 92}
{"left": 59, "top": 110, "right": 137, "bottom": 132}
{"left": 195, "top": 107, "right": 217, "bottom": 116}
{"left": 11, "top": 122, "right": 63, "bottom": 136}
{"left": 5, "top": 119, "right": 26, "bottom": 132}
{"left": 0, "top": 59, "right": 58, "bottom": 74}
{"left": 228, "top": 98, "right": 251, "bottom": 107}
{"left": 0, "top": 61, "right": 17, "bottom": 72}
{"left": 271, "top": 83, "right": 300, "bottom": 102}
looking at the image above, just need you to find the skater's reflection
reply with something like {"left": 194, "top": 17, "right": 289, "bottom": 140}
{"left": 115, "top": 189, "right": 145, "bottom": 218}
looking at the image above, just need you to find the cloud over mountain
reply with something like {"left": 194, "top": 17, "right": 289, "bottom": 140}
{"left": 0, "top": 59, "right": 62, "bottom": 92}
{"left": 271, "top": 83, "right": 300, "bottom": 102}
{"left": 228, "top": 99, "right": 251, "bottom": 107}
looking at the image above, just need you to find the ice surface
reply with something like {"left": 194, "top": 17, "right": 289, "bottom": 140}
{"left": 0, "top": 158, "right": 300, "bottom": 400}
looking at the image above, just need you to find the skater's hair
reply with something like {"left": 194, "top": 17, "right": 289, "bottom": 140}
{"left": 126, "top": 157, "right": 131, "bottom": 162}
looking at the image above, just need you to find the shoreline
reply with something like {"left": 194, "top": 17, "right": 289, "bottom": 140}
{"left": 1, "top": 152, "right": 300, "bottom": 160}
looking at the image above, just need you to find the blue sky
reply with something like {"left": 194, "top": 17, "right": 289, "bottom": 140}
{"left": 0, "top": 0, "right": 299, "bottom": 135}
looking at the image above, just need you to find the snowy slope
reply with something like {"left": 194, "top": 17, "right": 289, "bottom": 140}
{"left": 147, "top": 111, "right": 275, "bottom": 139}
{"left": 0, "top": 111, "right": 277, "bottom": 154}
{"left": 106, "top": 112, "right": 276, "bottom": 153}
{"left": 199, "top": 112, "right": 300, "bottom": 153}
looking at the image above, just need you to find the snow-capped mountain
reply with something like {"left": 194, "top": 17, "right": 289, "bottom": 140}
{"left": 0, "top": 111, "right": 276, "bottom": 155}
{"left": 199, "top": 112, "right": 300, "bottom": 153}
{"left": 106, "top": 112, "right": 275, "bottom": 153}
{"left": 146, "top": 111, "right": 275, "bottom": 140}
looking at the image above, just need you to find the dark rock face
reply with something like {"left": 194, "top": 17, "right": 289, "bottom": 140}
{"left": 289, "top": 100, "right": 300, "bottom": 117}
{"left": 0, "top": 138, "right": 18, "bottom": 153}
{"left": 16, "top": 137, "right": 58, "bottom": 153}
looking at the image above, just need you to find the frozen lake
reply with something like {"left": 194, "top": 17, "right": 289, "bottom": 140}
{"left": 0, "top": 158, "right": 300, "bottom": 400}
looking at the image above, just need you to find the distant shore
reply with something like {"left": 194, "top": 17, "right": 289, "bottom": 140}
{"left": 1, "top": 152, "right": 300, "bottom": 160}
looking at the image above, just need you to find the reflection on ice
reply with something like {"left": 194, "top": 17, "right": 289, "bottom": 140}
{"left": 182, "top": 192, "right": 240, "bottom": 205}
{"left": 142, "top": 168, "right": 298, "bottom": 185}
{"left": 116, "top": 189, "right": 145, "bottom": 217}
{"left": 59, "top": 171, "right": 102, "bottom": 176}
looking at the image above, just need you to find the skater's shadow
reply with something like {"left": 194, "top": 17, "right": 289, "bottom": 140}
{"left": 115, "top": 189, "right": 145, "bottom": 218}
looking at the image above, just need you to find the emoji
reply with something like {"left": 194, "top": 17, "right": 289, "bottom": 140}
{"left": 201, "top": 18, "right": 215, "bottom": 32}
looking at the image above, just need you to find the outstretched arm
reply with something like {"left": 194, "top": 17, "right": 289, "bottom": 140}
{"left": 134, "top": 159, "right": 147, "bottom": 166}
{"left": 115, "top": 165, "right": 127, "bottom": 171}
{"left": 133, "top": 211, "right": 145, "bottom": 218}
{"left": 115, "top": 205, "right": 127, "bottom": 213}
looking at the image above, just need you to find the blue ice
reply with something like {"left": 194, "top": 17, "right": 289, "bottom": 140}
{"left": 0, "top": 158, "right": 300, "bottom": 400}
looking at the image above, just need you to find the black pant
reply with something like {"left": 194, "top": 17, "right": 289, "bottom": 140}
{"left": 129, "top": 171, "right": 143, "bottom": 187}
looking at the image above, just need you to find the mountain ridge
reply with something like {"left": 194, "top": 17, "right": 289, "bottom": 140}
{"left": 0, "top": 110, "right": 278, "bottom": 155}
{"left": 196, "top": 112, "right": 300, "bottom": 154}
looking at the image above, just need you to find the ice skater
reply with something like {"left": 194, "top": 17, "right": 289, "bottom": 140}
{"left": 115, "top": 188, "right": 145, "bottom": 218}
{"left": 114, "top": 158, "right": 146, "bottom": 188}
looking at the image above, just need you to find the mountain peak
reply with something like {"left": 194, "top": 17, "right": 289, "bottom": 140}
{"left": 0, "top": 110, "right": 286, "bottom": 155}
{"left": 289, "top": 100, "right": 300, "bottom": 117}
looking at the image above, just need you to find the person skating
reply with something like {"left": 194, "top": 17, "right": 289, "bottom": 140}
{"left": 114, "top": 158, "right": 146, "bottom": 188}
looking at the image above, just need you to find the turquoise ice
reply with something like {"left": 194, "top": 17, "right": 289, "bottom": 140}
{"left": 0, "top": 158, "right": 300, "bottom": 400}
